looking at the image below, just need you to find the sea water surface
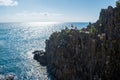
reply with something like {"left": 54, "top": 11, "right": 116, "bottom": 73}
{"left": 0, "top": 22, "right": 88, "bottom": 80}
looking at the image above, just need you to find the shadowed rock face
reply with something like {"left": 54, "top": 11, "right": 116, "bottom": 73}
{"left": 33, "top": 50, "right": 47, "bottom": 66}
{"left": 33, "top": 5, "right": 120, "bottom": 80}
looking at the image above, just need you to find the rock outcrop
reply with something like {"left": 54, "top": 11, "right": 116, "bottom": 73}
{"left": 0, "top": 73, "right": 17, "bottom": 80}
{"left": 33, "top": 50, "right": 47, "bottom": 66}
{"left": 33, "top": 4, "right": 120, "bottom": 80}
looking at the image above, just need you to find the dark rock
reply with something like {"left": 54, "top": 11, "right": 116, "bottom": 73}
{"left": 5, "top": 73, "right": 17, "bottom": 80}
{"left": 32, "top": 50, "right": 44, "bottom": 55}
{"left": 33, "top": 50, "right": 47, "bottom": 66}
{"left": 0, "top": 73, "right": 17, "bottom": 80}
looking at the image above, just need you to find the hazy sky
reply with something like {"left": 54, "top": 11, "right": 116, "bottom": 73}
{"left": 0, "top": 0, "right": 116, "bottom": 22}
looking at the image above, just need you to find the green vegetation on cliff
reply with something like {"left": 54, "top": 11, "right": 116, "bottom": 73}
{"left": 116, "top": 0, "right": 120, "bottom": 7}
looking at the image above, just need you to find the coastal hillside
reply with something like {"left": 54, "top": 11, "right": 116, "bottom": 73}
{"left": 33, "top": 2, "right": 120, "bottom": 80}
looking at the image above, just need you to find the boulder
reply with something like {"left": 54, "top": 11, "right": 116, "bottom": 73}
{"left": 0, "top": 73, "right": 17, "bottom": 80}
{"left": 33, "top": 50, "right": 47, "bottom": 66}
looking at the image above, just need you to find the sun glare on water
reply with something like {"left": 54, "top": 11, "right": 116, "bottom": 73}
{"left": 28, "top": 22, "right": 61, "bottom": 26}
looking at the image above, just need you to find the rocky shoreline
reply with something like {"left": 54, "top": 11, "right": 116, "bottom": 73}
{"left": 0, "top": 73, "right": 17, "bottom": 80}
{"left": 33, "top": 2, "right": 120, "bottom": 80}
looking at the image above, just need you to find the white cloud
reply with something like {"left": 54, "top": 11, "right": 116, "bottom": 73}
{"left": 0, "top": 0, "right": 18, "bottom": 6}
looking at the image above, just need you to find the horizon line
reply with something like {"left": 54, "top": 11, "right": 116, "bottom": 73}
{"left": 0, "top": 21, "right": 95, "bottom": 23}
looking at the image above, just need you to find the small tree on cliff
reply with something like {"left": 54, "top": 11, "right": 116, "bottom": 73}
{"left": 116, "top": 0, "right": 120, "bottom": 7}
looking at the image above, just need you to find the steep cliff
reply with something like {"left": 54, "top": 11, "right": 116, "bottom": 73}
{"left": 33, "top": 4, "right": 120, "bottom": 80}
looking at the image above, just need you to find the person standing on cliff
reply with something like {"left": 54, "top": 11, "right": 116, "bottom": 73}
{"left": 65, "top": 26, "right": 69, "bottom": 30}
{"left": 71, "top": 24, "right": 75, "bottom": 29}
{"left": 75, "top": 26, "right": 77, "bottom": 30}
{"left": 89, "top": 22, "right": 92, "bottom": 27}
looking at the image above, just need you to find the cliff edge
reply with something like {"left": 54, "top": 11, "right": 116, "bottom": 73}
{"left": 33, "top": 3, "right": 120, "bottom": 80}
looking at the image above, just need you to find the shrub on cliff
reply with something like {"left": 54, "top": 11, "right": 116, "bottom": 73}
{"left": 116, "top": 0, "right": 120, "bottom": 7}
{"left": 90, "top": 26, "right": 98, "bottom": 33}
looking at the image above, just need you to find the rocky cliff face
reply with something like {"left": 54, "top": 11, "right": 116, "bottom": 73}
{"left": 33, "top": 5, "right": 120, "bottom": 80}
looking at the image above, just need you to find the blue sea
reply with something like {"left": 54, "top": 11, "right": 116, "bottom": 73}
{"left": 0, "top": 22, "right": 88, "bottom": 80}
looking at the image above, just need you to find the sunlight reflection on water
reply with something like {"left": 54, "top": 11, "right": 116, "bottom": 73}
{"left": 0, "top": 22, "right": 88, "bottom": 80}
